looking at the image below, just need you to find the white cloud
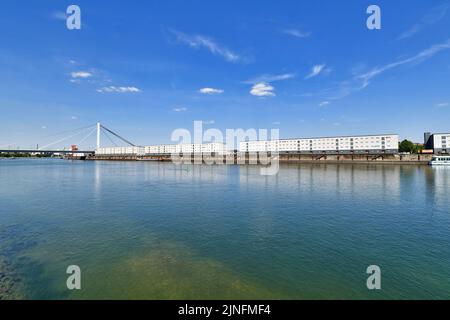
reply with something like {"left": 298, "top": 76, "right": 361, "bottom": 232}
{"left": 199, "top": 88, "right": 224, "bottom": 95}
{"left": 170, "top": 29, "right": 241, "bottom": 63}
{"left": 97, "top": 86, "right": 141, "bottom": 93}
{"left": 203, "top": 120, "right": 215, "bottom": 125}
{"left": 245, "top": 73, "right": 296, "bottom": 84}
{"left": 41, "top": 126, "right": 47, "bottom": 129}
{"left": 71, "top": 116, "right": 78, "bottom": 120}
{"left": 305, "top": 64, "right": 326, "bottom": 79}
{"left": 436, "top": 102, "right": 449, "bottom": 107}
{"left": 250, "top": 82, "right": 275, "bottom": 97}
{"left": 399, "top": 4, "right": 449, "bottom": 40}
{"left": 282, "top": 29, "right": 311, "bottom": 38}
{"left": 71, "top": 71, "right": 92, "bottom": 79}
{"left": 173, "top": 107, "right": 187, "bottom": 112}
{"left": 319, "top": 101, "right": 329, "bottom": 107}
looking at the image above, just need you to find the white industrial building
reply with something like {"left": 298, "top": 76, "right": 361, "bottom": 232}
{"left": 239, "top": 134, "right": 399, "bottom": 154}
{"left": 96, "top": 135, "right": 401, "bottom": 156}
{"left": 424, "top": 133, "right": 450, "bottom": 154}
{"left": 96, "top": 143, "right": 227, "bottom": 156}
{"left": 144, "top": 142, "right": 227, "bottom": 154}
{"left": 95, "top": 146, "right": 145, "bottom": 155}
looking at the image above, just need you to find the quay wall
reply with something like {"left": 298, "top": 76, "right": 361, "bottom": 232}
{"left": 89, "top": 153, "right": 433, "bottom": 165}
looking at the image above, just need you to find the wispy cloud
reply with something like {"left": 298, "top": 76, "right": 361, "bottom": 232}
{"left": 250, "top": 82, "right": 275, "bottom": 97}
{"left": 281, "top": 28, "right": 311, "bottom": 38}
{"left": 305, "top": 64, "right": 327, "bottom": 79}
{"left": 302, "top": 39, "right": 450, "bottom": 101}
{"left": 97, "top": 86, "right": 141, "bottom": 93}
{"left": 71, "top": 116, "right": 78, "bottom": 120}
{"left": 436, "top": 102, "right": 449, "bottom": 107}
{"left": 399, "top": 3, "right": 449, "bottom": 40}
{"left": 71, "top": 71, "right": 92, "bottom": 79}
{"left": 357, "top": 39, "right": 450, "bottom": 87}
{"left": 327, "top": 39, "right": 450, "bottom": 101}
{"left": 199, "top": 87, "right": 224, "bottom": 95}
{"left": 173, "top": 107, "right": 187, "bottom": 112}
{"left": 244, "top": 73, "right": 296, "bottom": 84}
{"left": 319, "top": 101, "right": 329, "bottom": 107}
{"left": 169, "top": 29, "right": 241, "bottom": 63}
{"left": 203, "top": 120, "right": 215, "bottom": 125}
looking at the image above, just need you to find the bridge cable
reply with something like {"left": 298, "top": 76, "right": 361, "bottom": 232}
{"left": 75, "top": 127, "right": 97, "bottom": 147}
{"left": 0, "top": 123, "right": 97, "bottom": 149}
{"left": 38, "top": 123, "right": 97, "bottom": 141}
{"left": 39, "top": 126, "right": 95, "bottom": 150}
{"left": 102, "top": 130, "right": 119, "bottom": 147}
{"left": 100, "top": 125, "right": 136, "bottom": 147}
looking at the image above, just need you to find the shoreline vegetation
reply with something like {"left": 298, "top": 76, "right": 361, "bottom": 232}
{"left": 0, "top": 153, "right": 54, "bottom": 158}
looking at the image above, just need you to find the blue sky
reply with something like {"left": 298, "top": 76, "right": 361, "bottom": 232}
{"left": 1, "top": 0, "right": 450, "bottom": 149}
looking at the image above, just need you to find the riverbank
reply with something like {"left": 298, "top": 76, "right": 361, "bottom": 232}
{"left": 89, "top": 153, "right": 433, "bottom": 165}
{"left": 0, "top": 154, "right": 54, "bottom": 158}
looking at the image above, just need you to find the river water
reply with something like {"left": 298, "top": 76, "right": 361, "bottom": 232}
{"left": 0, "top": 158, "right": 449, "bottom": 299}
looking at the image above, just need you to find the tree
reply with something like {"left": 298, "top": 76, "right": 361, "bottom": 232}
{"left": 399, "top": 139, "right": 418, "bottom": 153}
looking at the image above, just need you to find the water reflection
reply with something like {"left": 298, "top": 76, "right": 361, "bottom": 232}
{"left": 140, "top": 162, "right": 229, "bottom": 183}
{"left": 428, "top": 167, "right": 450, "bottom": 211}
{"left": 238, "top": 164, "right": 402, "bottom": 202}
{"left": 2, "top": 159, "right": 450, "bottom": 299}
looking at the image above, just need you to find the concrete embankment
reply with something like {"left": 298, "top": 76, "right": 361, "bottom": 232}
{"left": 89, "top": 153, "right": 433, "bottom": 165}
{"left": 276, "top": 153, "right": 432, "bottom": 165}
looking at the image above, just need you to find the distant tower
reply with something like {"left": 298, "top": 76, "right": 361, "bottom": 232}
{"left": 424, "top": 132, "right": 431, "bottom": 147}
{"left": 96, "top": 122, "right": 101, "bottom": 150}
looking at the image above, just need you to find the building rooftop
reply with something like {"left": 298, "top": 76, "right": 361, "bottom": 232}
{"left": 243, "top": 134, "right": 398, "bottom": 143}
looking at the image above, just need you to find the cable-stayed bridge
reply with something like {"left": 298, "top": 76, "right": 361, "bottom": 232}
{"left": 0, "top": 123, "right": 134, "bottom": 155}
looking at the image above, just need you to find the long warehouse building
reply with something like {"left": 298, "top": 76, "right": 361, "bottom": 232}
{"left": 239, "top": 134, "right": 399, "bottom": 154}
{"left": 96, "top": 143, "right": 227, "bottom": 155}
{"left": 96, "top": 134, "right": 400, "bottom": 156}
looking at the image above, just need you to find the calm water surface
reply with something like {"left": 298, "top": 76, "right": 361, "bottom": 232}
{"left": 0, "top": 158, "right": 449, "bottom": 299}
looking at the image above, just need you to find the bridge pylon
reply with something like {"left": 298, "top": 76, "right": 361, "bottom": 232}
{"left": 96, "top": 122, "right": 101, "bottom": 150}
